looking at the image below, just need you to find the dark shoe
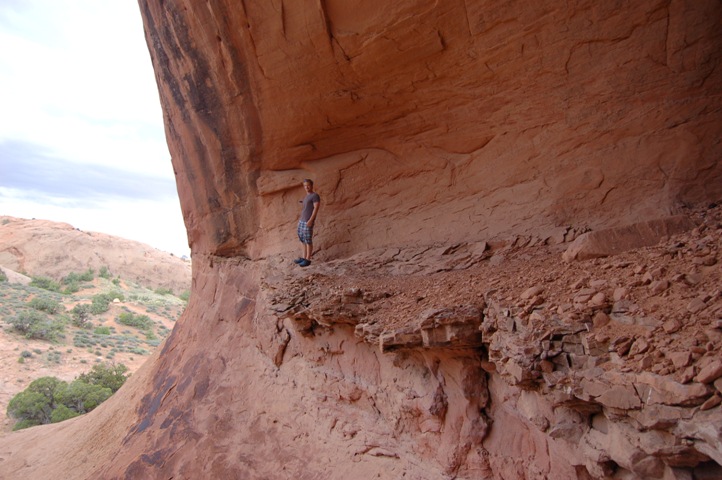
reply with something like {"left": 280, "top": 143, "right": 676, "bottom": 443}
{"left": 293, "top": 257, "right": 305, "bottom": 264}
{"left": 299, "top": 259, "right": 311, "bottom": 267}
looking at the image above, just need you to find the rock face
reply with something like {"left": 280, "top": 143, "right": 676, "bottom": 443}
{"left": 142, "top": 0, "right": 722, "bottom": 260}
{"left": 0, "top": 1, "right": 721, "bottom": 479}
{"left": 0, "top": 217, "right": 190, "bottom": 293}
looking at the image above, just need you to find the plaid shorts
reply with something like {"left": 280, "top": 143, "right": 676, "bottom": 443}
{"left": 297, "top": 220, "right": 313, "bottom": 244}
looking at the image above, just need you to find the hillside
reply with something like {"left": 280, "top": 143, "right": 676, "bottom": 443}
{"left": 0, "top": 216, "right": 191, "bottom": 294}
{"left": 0, "top": 217, "right": 191, "bottom": 431}
{"left": 0, "top": 262, "right": 188, "bottom": 433}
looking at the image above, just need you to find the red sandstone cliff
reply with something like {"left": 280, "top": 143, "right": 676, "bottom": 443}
{"left": 0, "top": 1, "right": 720, "bottom": 479}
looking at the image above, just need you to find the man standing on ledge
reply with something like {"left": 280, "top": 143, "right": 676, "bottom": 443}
{"left": 294, "top": 179, "right": 320, "bottom": 267}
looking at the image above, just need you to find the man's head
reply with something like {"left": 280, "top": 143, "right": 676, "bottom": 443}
{"left": 303, "top": 179, "right": 314, "bottom": 192}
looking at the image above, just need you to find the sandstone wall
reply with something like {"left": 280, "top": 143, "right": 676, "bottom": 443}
{"left": 0, "top": 1, "right": 719, "bottom": 479}
{"left": 143, "top": 0, "right": 721, "bottom": 259}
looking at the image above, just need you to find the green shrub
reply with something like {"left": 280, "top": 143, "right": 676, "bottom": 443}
{"left": 7, "top": 377, "right": 63, "bottom": 429}
{"left": 0, "top": 269, "right": 7, "bottom": 282}
{"left": 7, "top": 390, "right": 50, "bottom": 429}
{"left": 28, "top": 297, "right": 62, "bottom": 314}
{"left": 6, "top": 311, "right": 64, "bottom": 342}
{"left": 54, "top": 381, "right": 112, "bottom": 412}
{"left": 50, "top": 404, "right": 80, "bottom": 423}
{"left": 90, "top": 295, "right": 111, "bottom": 315}
{"left": 30, "top": 276, "right": 61, "bottom": 292}
{"left": 94, "top": 326, "right": 111, "bottom": 335}
{"left": 117, "top": 312, "right": 152, "bottom": 330}
{"left": 62, "top": 268, "right": 94, "bottom": 284}
{"left": 154, "top": 287, "right": 173, "bottom": 296}
{"left": 178, "top": 290, "right": 190, "bottom": 302}
{"left": 71, "top": 304, "right": 93, "bottom": 328}
{"left": 7, "top": 370, "right": 124, "bottom": 430}
{"left": 98, "top": 266, "right": 111, "bottom": 279}
{"left": 90, "top": 291, "right": 125, "bottom": 315}
{"left": 62, "top": 281, "right": 80, "bottom": 294}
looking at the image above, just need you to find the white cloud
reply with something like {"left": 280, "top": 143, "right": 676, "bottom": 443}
{"left": 0, "top": 1, "right": 189, "bottom": 256}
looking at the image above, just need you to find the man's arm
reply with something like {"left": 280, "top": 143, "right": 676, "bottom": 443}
{"left": 308, "top": 200, "right": 320, "bottom": 227}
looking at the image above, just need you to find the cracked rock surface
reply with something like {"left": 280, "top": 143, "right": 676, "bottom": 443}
{"left": 267, "top": 204, "right": 722, "bottom": 479}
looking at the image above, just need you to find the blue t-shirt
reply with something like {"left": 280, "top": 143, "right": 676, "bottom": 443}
{"left": 300, "top": 192, "right": 320, "bottom": 222}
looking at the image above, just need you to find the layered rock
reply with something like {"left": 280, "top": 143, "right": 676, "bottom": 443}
{"left": 0, "top": 1, "right": 721, "bottom": 479}
{"left": 270, "top": 207, "right": 721, "bottom": 479}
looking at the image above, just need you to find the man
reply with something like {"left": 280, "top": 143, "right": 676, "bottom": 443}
{"left": 295, "top": 179, "right": 320, "bottom": 267}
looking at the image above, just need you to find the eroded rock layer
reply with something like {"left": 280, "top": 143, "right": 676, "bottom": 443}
{"left": 0, "top": 1, "right": 720, "bottom": 479}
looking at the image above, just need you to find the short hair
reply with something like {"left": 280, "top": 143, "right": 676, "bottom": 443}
{"left": 303, "top": 179, "right": 314, "bottom": 186}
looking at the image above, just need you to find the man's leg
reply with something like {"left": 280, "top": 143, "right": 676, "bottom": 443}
{"left": 305, "top": 242, "right": 313, "bottom": 260}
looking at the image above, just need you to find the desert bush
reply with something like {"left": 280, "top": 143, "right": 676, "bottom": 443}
{"left": 47, "top": 351, "right": 62, "bottom": 364}
{"left": 178, "top": 290, "right": 190, "bottom": 302}
{"left": 7, "top": 390, "right": 49, "bottom": 429}
{"left": 94, "top": 326, "right": 111, "bottom": 335}
{"left": 7, "top": 369, "right": 121, "bottom": 431}
{"left": 54, "top": 381, "right": 112, "bottom": 412}
{"left": 0, "top": 269, "right": 7, "bottom": 282}
{"left": 28, "top": 296, "right": 62, "bottom": 314}
{"left": 98, "top": 266, "right": 111, "bottom": 279}
{"left": 62, "top": 281, "right": 80, "bottom": 294}
{"left": 6, "top": 310, "right": 64, "bottom": 341}
{"left": 30, "top": 276, "right": 61, "bottom": 292}
{"left": 7, "top": 377, "right": 63, "bottom": 428}
{"left": 154, "top": 287, "right": 173, "bottom": 296}
{"left": 62, "top": 268, "right": 94, "bottom": 285}
{"left": 90, "top": 295, "right": 111, "bottom": 314}
{"left": 71, "top": 304, "right": 93, "bottom": 328}
{"left": 50, "top": 404, "right": 80, "bottom": 423}
{"left": 117, "top": 312, "right": 152, "bottom": 330}
{"left": 89, "top": 291, "right": 125, "bottom": 315}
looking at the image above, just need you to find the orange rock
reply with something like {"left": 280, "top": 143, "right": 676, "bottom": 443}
{"left": 3, "top": 1, "right": 722, "bottom": 479}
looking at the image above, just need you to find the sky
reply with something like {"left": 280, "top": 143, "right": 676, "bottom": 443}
{"left": 0, "top": 1, "right": 190, "bottom": 257}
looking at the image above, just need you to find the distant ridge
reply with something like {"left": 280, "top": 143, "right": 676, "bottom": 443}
{"left": 0, "top": 216, "right": 191, "bottom": 293}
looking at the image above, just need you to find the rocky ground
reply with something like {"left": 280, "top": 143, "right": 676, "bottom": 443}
{"left": 265, "top": 203, "right": 722, "bottom": 478}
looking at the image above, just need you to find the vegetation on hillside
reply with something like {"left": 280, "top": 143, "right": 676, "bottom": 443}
{"left": 6, "top": 363, "right": 129, "bottom": 430}
{"left": 0, "top": 268, "right": 188, "bottom": 430}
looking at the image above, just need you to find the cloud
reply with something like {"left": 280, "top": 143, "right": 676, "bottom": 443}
{"left": 0, "top": 140, "right": 177, "bottom": 206}
{"left": 0, "top": 0, "right": 169, "bottom": 177}
{"left": 0, "top": 1, "right": 189, "bottom": 256}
